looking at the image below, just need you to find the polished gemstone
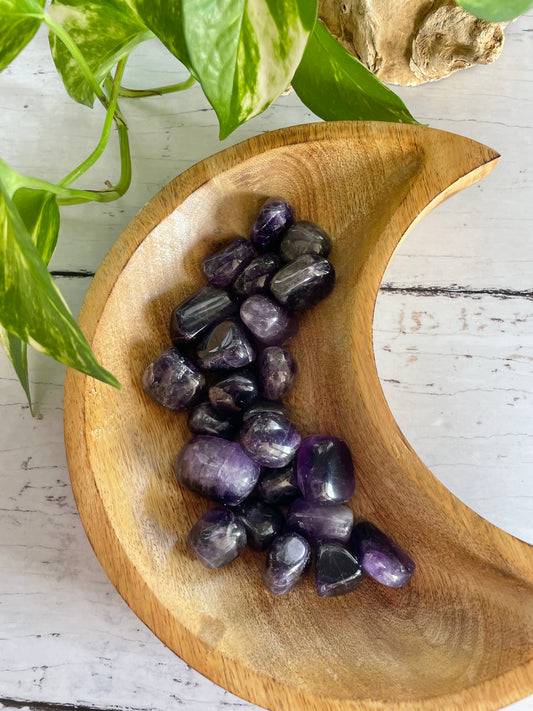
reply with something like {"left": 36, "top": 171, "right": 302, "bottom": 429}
{"left": 242, "top": 398, "right": 289, "bottom": 423}
{"left": 232, "top": 500, "right": 285, "bottom": 551}
{"left": 232, "top": 253, "right": 281, "bottom": 298}
{"left": 187, "top": 507, "right": 247, "bottom": 569}
{"left": 263, "top": 532, "right": 311, "bottom": 595}
{"left": 169, "top": 286, "right": 237, "bottom": 344}
{"left": 240, "top": 295, "right": 299, "bottom": 346}
{"left": 258, "top": 346, "right": 297, "bottom": 401}
{"left": 187, "top": 401, "right": 238, "bottom": 439}
{"left": 202, "top": 237, "right": 255, "bottom": 288}
{"left": 240, "top": 412, "right": 301, "bottom": 468}
{"left": 279, "top": 220, "right": 332, "bottom": 262}
{"left": 250, "top": 197, "right": 294, "bottom": 252}
{"left": 351, "top": 521, "right": 416, "bottom": 588}
{"left": 270, "top": 253, "right": 335, "bottom": 311}
{"left": 209, "top": 370, "right": 258, "bottom": 414}
{"left": 297, "top": 435, "right": 355, "bottom": 504}
{"left": 197, "top": 319, "right": 255, "bottom": 370}
{"left": 287, "top": 499, "right": 353, "bottom": 544}
{"left": 256, "top": 461, "right": 301, "bottom": 505}
{"left": 315, "top": 541, "right": 364, "bottom": 597}
{"left": 142, "top": 347, "right": 205, "bottom": 412}
{"left": 175, "top": 435, "right": 260, "bottom": 506}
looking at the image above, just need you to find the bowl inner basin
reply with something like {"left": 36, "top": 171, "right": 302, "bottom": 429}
{"left": 80, "top": 133, "right": 533, "bottom": 707}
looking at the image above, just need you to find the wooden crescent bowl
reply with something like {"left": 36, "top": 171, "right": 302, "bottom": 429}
{"left": 64, "top": 122, "right": 533, "bottom": 711}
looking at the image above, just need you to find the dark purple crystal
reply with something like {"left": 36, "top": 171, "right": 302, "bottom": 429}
{"left": 197, "top": 319, "right": 255, "bottom": 370}
{"left": 351, "top": 521, "right": 415, "bottom": 588}
{"left": 232, "top": 500, "right": 285, "bottom": 551}
{"left": 242, "top": 398, "right": 289, "bottom": 423}
{"left": 257, "top": 461, "right": 301, "bottom": 505}
{"left": 176, "top": 435, "right": 260, "bottom": 506}
{"left": 270, "top": 254, "right": 335, "bottom": 311}
{"left": 240, "top": 412, "right": 300, "bottom": 468}
{"left": 258, "top": 346, "right": 297, "bottom": 401}
{"left": 232, "top": 253, "right": 281, "bottom": 299}
{"left": 297, "top": 435, "right": 355, "bottom": 504}
{"left": 287, "top": 499, "right": 353, "bottom": 544}
{"left": 315, "top": 541, "right": 364, "bottom": 597}
{"left": 142, "top": 347, "right": 205, "bottom": 412}
{"left": 187, "top": 507, "right": 247, "bottom": 569}
{"left": 202, "top": 237, "right": 255, "bottom": 288}
{"left": 240, "top": 295, "right": 299, "bottom": 346}
{"left": 169, "top": 286, "right": 237, "bottom": 345}
{"left": 250, "top": 197, "right": 295, "bottom": 252}
{"left": 264, "top": 532, "right": 311, "bottom": 595}
{"left": 209, "top": 371, "right": 258, "bottom": 414}
{"left": 188, "top": 402, "right": 238, "bottom": 439}
{"left": 279, "top": 221, "right": 332, "bottom": 263}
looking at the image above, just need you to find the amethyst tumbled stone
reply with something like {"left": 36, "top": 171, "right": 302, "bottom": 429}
{"left": 240, "top": 412, "right": 300, "bottom": 468}
{"left": 242, "top": 398, "right": 289, "bottom": 423}
{"left": 258, "top": 346, "right": 297, "bottom": 401}
{"left": 209, "top": 370, "right": 258, "bottom": 414}
{"left": 240, "top": 295, "right": 299, "bottom": 346}
{"left": 232, "top": 500, "right": 285, "bottom": 551}
{"left": 187, "top": 507, "right": 247, "bottom": 569}
{"left": 297, "top": 435, "right": 355, "bottom": 504}
{"left": 315, "top": 541, "right": 364, "bottom": 597}
{"left": 187, "top": 402, "right": 238, "bottom": 439}
{"left": 257, "top": 461, "right": 301, "bottom": 505}
{"left": 264, "top": 532, "right": 311, "bottom": 595}
{"left": 351, "top": 521, "right": 416, "bottom": 588}
{"left": 270, "top": 253, "right": 335, "bottom": 311}
{"left": 142, "top": 347, "right": 205, "bottom": 412}
{"left": 279, "top": 221, "right": 332, "bottom": 263}
{"left": 233, "top": 253, "right": 281, "bottom": 299}
{"left": 176, "top": 435, "right": 260, "bottom": 506}
{"left": 288, "top": 499, "right": 353, "bottom": 544}
{"left": 202, "top": 237, "right": 255, "bottom": 288}
{"left": 197, "top": 319, "right": 255, "bottom": 370}
{"left": 250, "top": 197, "right": 295, "bottom": 252}
{"left": 169, "top": 286, "right": 237, "bottom": 345}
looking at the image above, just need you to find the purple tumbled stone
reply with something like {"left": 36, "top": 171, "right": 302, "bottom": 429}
{"left": 240, "top": 412, "right": 301, "bottom": 468}
{"left": 279, "top": 221, "right": 332, "bottom": 263}
{"left": 176, "top": 435, "right": 260, "bottom": 506}
{"left": 142, "top": 347, "right": 205, "bottom": 412}
{"left": 350, "top": 521, "right": 416, "bottom": 588}
{"left": 169, "top": 286, "right": 237, "bottom": 345}
{"left": 232, "top": 500, "right": 285, "bottom": 551}
{"left": 197, "top": 319, "right": 255, "bottom": 370}
{"left": 264, "top": 532, "right": 311, "bottom": 595}
{"left": 209, "top": 370, "right": 258, "bottom": 414}
{"left": 297, "top": 435, "right": 355, "bottom": 504}
{"left": 287, "top": 499, "right": 353, "bottom": 544}
{"left": 258, "top": 346, "right": 297, "bottom": 401}
{"left": 270, "top": 253, "right": 335, "bottom": 311}
{"left": 250, "top": 197, "right": 295, "bottom": 252}
{"left": 240, "top": 295, "right": 299, "bottom": 346}
{"left": 242, "top": 398, "right": 289, "bottom": 423}
{"left": 315, "top": 541, "right": 364, "bottom": 597}
{"left": 232, "top": 253, "right": 281, "bottom": 299}
{"left": 202, "top": 237, "right": 255, "bottom": 288}
{"left": 188, "top": 402, "right": 238, "bottom": 439}
{"left": 257, "top": 461, "right": 301, "bottom": 505}
{"left": 187, "top": 507, "right": 247, "bottom": 569}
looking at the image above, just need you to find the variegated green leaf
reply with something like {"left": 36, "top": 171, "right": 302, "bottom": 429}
{"left": 0, "top": 328, "right": 32, "bottom": 411}
{"left": 131, "top": 0, "right": 318, "bottom": 139}
{"left": 49, "top": 0, "right": 153, "bottom": 107}
{"left": 292, "top": 21, "right": 418, "bottom": 125}
{"left": 0, "top": 161, "right": 119, "bottom": 389}
{"left": 456, "top": 0, "right": 533, "bottom": 21}
{"left": 0, "top": 0, "right": 45, "bottom": 72}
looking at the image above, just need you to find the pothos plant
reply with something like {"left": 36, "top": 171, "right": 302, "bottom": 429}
{"left": 0, "top": 0, "right": 530, "bottom": 412}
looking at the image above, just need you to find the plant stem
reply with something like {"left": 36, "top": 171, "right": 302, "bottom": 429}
{"left": 59, "top": 59, "right": 128, "bottom": 188}
{"left": 118, "top": 75, "right": 195, "bottom": 97}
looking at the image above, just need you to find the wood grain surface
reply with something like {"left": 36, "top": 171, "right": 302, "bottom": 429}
{"left": 63, "top": 121, "right": 533, "bottom": 711}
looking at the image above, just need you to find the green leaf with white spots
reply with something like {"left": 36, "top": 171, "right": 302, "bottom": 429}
{"left": 131, "top": 0, "right": 318, "bottom": 139}
{"left": 292, "top": 21, "right": 418, "bottom": 125}
{"left": 0, "top": 329, "right": 32, "bottom": 411}
{"left": 456, "top": 0, "right": 533, "bottom": 21}
{"left": 49, "top": 0, "right": 153, "bottom": 106}
{"left": 0, "top": 0, "right": 45, "bottom": 72}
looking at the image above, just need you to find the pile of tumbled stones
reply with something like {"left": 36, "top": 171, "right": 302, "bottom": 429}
{"left": 142, "top": 197, "right": 415, "bottom": 596}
